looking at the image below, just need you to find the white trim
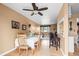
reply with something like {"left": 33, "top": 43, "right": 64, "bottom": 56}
{"left": 58, "top": 17, "right": 64, "bottom": 24}
{"left": 0, "top": 48, "right": 17, "bottom": 56}
{"left": 60, "top": 48, "right": 65, "bottom": 56}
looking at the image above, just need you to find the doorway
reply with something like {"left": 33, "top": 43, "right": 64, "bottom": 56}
{"left": 40, "top": 25, "right": 51, "bottom": 40}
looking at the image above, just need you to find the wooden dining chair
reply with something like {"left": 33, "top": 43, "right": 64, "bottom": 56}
{"left": 34, "top": 40, "right": 41, "bottom": 50}
{"left": 34, "top": 41, "right": 39, "bottom": 50}
{"left": 18, "top": 36, "right": 29, "bottom": 56}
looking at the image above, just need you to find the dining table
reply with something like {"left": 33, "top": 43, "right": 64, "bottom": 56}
{"left": 15, "top": 36, "right": 40, "bottom": 49}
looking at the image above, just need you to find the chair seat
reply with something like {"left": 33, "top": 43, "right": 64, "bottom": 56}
{"left": 19, "top": 45, "right": 28, "bottom": 49}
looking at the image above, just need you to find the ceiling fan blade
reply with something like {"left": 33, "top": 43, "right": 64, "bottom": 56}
{"left": 38, "top": 12, "right": 43, "bottom": 16}
{"left": 38, "top": 7, "right": 48, "bottom": 11}
{"left": 23, "top": 9, "right": 33, "bottom": 11}
{"left": 32, "top": 3, "right": 38, "bottom": 10}
{"left": 31, "top": 12, "right": 34, "bottom": 16}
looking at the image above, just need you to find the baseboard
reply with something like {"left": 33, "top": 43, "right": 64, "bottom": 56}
{"left": 0, "top": 47, "right": 17, "bottom": 56}
{"left": 60, "top": 48, "right": 65, "bottom": 56}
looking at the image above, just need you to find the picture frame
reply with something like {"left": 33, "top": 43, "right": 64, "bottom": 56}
{"left": 22, "top": 24, "right": 27, "bottom": 30}
{"left": 69, "top": 21, "right": 72, "bottom": 31}
{"left": 28, "top": 24, "right": 31, "bottom": 28}
{"left": 11, "top": 20, "right": 20, "bottom": 29}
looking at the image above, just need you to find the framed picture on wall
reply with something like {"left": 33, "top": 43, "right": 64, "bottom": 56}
{"left": 22, "top": 24, "right": 27, "bottom": 30}
{"left": 11, "top": 20, "right": 20, "bottom": 29}
{"left": 69, "top": 21, "right": 72, "bottom": 31}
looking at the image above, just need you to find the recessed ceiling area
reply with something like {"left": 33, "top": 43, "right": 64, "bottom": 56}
{"left": 3, "top": 3, "right": 63, "bottom": 25}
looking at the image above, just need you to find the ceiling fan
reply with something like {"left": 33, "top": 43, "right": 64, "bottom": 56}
{"left": 22, "top": 3, "right": 48, "bottom": 16}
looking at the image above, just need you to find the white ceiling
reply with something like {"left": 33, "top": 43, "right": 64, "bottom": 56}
{"left": 3, "top": 3, "right": 63, "bottom": 25}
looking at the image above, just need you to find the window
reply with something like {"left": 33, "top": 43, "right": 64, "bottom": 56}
{"left": 40, "top": 25, "right": 51, "bottom": 32}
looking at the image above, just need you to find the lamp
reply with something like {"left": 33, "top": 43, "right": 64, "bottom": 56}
{"left": 28, "top": 24, "right": 31, "bottom": 32}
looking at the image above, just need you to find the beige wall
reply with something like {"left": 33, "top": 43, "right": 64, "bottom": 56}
{"left": 50, "top": 24, "right": 57, "bottom": 32}
{"left": 0, "top": 4, "right": 40, "bottom": 54}
{"left": 57, "top": 4, "right": 68, "bottom": 55}
{"left": 69, "top": 13, "right": 79, "bottom": 36}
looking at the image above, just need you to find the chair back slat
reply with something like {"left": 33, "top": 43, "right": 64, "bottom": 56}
{"left": 18, "top": 37, "right": 26, "bottom": 46}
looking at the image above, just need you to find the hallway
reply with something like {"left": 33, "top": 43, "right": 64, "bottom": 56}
{"left": 5, "top": 40, "right": 62, "bottom": 56}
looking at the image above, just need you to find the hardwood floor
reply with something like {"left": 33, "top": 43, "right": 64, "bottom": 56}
{"left": 5, "top": 40, "right": 62, "bottom": 56}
